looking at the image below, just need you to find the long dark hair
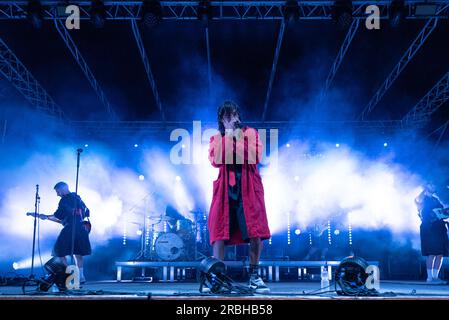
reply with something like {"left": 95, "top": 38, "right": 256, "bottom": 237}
{"left": 217, "top": 100, "right": 242, "bottom": 135}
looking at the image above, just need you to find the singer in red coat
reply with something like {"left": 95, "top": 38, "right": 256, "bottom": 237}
{"left": 207, "top": 101, "right": 271, "bottom": 293}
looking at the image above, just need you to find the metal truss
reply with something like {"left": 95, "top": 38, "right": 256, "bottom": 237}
{"left": 54, "top": 19, "right": 116, "bottom": 119}
{"left": 0, "top": 37, "right": 64, "bottom": 118}
{"left": 1, "top": 1, "right": 449, "bottom": 21}
{"left": 359, "top": 17, "right": 439, "bottom": 120}
{"left": 70, "top": 119, "right": 407, "bottom": 135}
{"left": 131, "top": 19, "right": 164, "bottom": 121}
{"left": 262, "top": 21, "right": 285, "bottom": 122}
{"left": 403, "top": 70, "right": 449, "bottom": 125}
{"left": 319, "top": 19, "right": 360, "bottom": 102}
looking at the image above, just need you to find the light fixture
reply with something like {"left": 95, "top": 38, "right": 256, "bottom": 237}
{"left": 90, "top": 0, "right": 106, "bottom": 28}
{"left": 334, "top": 256, "right": 378, "bottom": 296}
{"left": 389, "top": 0, "right": 406, "bottom": 28}
{"left": 414, "top": 2, "right": 437, "bottom": 16}
{"left": 141, "top": 0, "right": 162, "bottom": 29}
{"left": 197, "top": 0, "right": 212, "bottom": 25}
{"left": 27, "top": 1, "right": 43, "bottom": 29}
{"left": 331, "top": 0, "right": 353, "bottom": 30}
{"left": 197, "top": 257, "right": 252, "bottom": 294}
{"left": 38, "top": 258, "right": 69, "bottom": 292}
{"left": 284, "top": 0, "right": 299, "bottom": 25}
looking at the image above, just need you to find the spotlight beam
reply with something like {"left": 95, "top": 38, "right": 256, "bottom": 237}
{"left": 131, "top": 19, "right": 165, "bottom": 121}
{"left": 54, "top": 19, "right": 117, "bottom": 120}
{"left": 318, "top": 19, "right": 360, "bottom": 104}
{"left": 205, "top": 25, "right": 212, "bottom": 106}
{"left": 262, "top": 20, "right": 286, "bottom": 122}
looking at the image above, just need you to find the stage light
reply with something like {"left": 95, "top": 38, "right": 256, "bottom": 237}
{"left": 181, "top": 144, "right": 186, "bottom": 149}
{"left": 84, "top": 144, "right": 89, "bottom": 148}
{"left": 389, "top": 0, "right": 406, "bottom": 28}
{"left": 90, "top": 0, "right": 106, "bottom": 28}
{"left": 27, "top": 1, "right": 43, "bottom": 29}
{"left": 383, "top": 142, "right": 388, "bottom": 147}
{"left": 284, "top": 0, "right": 299, "bottom": 25}
{"left": 335, "top": 256, "right": 378, "bottom": 296}
{"left": 336, "top": 143, "right": 340, "bottom": 148}
{"left": 286, "top": 143, "right": 291, "bottom": 148}
{"left": 12, "top": 262, "right": 18, "bottom": 270}
{"left": 175, "top": 175, "right": 181, "bottom": 182}
{"left": 141, "top": 0, "right": 162, "bottom": 29}
{"left": 294, "top": 229, "right": 301, "bottom": 235}
{"left": 334, "top": 229, "right": 340, "bottom": 235}
{"left": 331, "top": 0, "right": 353, "bottom": 30}
{"left": 134, "top": 143, "right": 139, "bottom": 148}
{"left": 414, "top": 3, "right": 437, "bottom": 16}
{"left": 138, "top": 175, "right": 145, "bottom": 181}
{"left": 136, "top": 229, "right": 143, "bottom": 236}
{"left": 38, "top": 257, "right": 69, "bottom": 292}
{"left": 197, "top": 0, "right": 212, "bottom": 25}
{"left": 294, "top": 175, "right": 299, "bottom": 182}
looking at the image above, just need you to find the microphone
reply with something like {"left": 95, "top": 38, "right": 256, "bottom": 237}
{"left": 77, "top": 148, "right": 83, "bottom": 153}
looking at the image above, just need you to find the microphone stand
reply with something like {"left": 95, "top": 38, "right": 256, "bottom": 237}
{"left": 70, "top": 148, "right": 83, "bottom": 266}
{"left": 30, "top": 184, "right": 40, "bottom": 279}
{"left": 22, "top": 185, "right": 41, "bottom": 293}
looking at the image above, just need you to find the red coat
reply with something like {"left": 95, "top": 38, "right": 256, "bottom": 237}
{"left": 208, "top": 127, "right": 271, "bottom": 245}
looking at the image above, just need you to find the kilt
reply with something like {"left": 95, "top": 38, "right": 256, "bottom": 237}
{"left": 52, "top": 223, "right": 92, "bottom": 257}
{"left": 420, "top": 220, "right": 449, "bottom": 257}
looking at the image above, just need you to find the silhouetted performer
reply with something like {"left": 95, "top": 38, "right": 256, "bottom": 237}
{"left": 208, "top": 101, "right": 271, "bottom": 293}
{"left": 415, "top": 183, "right": 449, "bottom": 284}
{"left": 38, "top": 182, "right": 91, "bottom": 283}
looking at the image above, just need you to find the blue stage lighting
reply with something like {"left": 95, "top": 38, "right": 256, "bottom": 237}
{"left": 138, "top": 175, "right": 145, "bottom": 181}
{"left": 134, "top": 144, "right": 139, "bottom": 148}
{"left": 294, "top": 229, "right": 301, "bottom": 235}
{"left": 383, "top": 142, "right": 388, "bottom": 147}
{"left": 336, "top": 143, "right": 340, "bottom": 148}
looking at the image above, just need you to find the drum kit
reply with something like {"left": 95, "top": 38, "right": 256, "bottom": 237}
{"left": 135, "top": 209, "right": 210, "bottom": 262}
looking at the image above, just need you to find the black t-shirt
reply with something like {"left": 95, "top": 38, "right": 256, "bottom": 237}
{"left": 420, "top": 195, "right": 444, "bottom": 224}
{"left": 54, "top": 193, "right": 87, "bottom": 226}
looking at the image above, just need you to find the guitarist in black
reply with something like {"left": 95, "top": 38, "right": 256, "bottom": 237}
{"left": 33, "top": 182, "right": 91, "bottom": 283}
{"left": 415, "top": 183, "right": 449, "bottom": 284}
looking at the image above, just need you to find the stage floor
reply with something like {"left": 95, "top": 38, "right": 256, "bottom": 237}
{"left": 1, "top": 280, "right": 449, "bottom": 300}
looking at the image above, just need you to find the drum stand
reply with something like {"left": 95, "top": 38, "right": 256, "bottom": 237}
{"left": 133, "top": 216, "right": 157, "bottom": 261}
{"left": 132, "top": 217, "right": 157, "bottom": 282}
{"left": 193, "top": 220, "right": 210, "bottom": 261}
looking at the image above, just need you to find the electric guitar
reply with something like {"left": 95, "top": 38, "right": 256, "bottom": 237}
{"left": 433, "top": 208, "right": 449, "bottom": 220}
{"left": 26, "top": 212, "right": 91, "bottom": 233}
{"left": 26, "top": 212, "right": 60, "bottom": 223}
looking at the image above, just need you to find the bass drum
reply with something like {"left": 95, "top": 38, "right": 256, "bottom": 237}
{"left": 155, "top": 233, "right": 185, "bottom": 261}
